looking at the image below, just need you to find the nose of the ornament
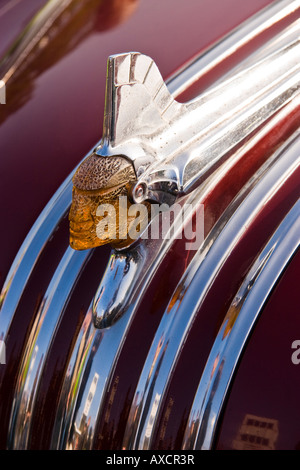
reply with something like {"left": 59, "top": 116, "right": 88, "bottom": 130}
{"left": 69, "top": 153, "right": 141, "bottom": 250}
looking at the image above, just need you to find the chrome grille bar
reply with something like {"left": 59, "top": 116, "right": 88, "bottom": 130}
{"left": 168, "top": 0, "right": 300, "bottom": 97}
{"left": 183, "top": 199, "right": 300, "bottom": 450}
{"left": 123, "top": 132, "right": 300, "bottom": 449}
{"left": 7, "top": 247, "right": 91, "bottom": 449}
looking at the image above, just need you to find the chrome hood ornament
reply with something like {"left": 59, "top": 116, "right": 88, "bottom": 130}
{"left": 70, "top": 37, "right": 300, "bottom": 250}
{"left": 69, "top": 51, "right": 181, "bottom": 250}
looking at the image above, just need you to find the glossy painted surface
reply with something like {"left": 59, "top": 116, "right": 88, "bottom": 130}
{"left": 0, "top": 0, "right": 274, "bottom": 290}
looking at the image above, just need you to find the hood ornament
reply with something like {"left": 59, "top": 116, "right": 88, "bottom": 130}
{"left": 69, "top": 51, "right": 179, "bottom": 250}
{"left": 70, "top": 38, "right": 300, "bottom": 250}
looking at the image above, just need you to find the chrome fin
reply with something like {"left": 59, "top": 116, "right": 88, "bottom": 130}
{"left": 102, "top": 52, "right": 176, "bottom": 150}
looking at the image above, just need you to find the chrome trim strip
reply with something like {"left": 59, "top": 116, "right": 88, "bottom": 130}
{"left": 183, "top": 200, "right": 300, "bottom": 450}
{"left": 123, "top": 133, "right": 300, "bottom": 450}
{"left": 8, "top": 246, "right": 91, "bottom": 449}
{"left": 168, "top": 0, "right": 300, "bottom": 97}
{"left": 50, "top": 307, "right": 97, "bottom": 449}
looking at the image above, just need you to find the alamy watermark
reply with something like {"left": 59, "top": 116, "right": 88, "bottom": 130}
{"left": 95, "top": 196, "right": 204, "bottom": 250}
{"left": 291, "top": 340, "right": 300, "bottom": 365}
{"left": 0, "top": 80, "right": 5, "bottom": 104}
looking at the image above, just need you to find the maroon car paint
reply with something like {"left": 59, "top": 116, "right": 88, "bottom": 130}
{"left": 1, "top": 0, "right": 298, "bottom": 451}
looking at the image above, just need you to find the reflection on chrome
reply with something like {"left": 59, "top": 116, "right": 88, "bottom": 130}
{"left": 53, "top": 184, "right": 205, "bottom": 449}
{"left": 7, "top": 247, "right": 91, "bottom": 449}
{"left": 93, "top": 250, "right": 143, "bottom": 328}
{"left": 168, "top": 0, "right": 300, "bottom": 97}
{"left": 182, "top": 199, "right": 300, "bottom": 450}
